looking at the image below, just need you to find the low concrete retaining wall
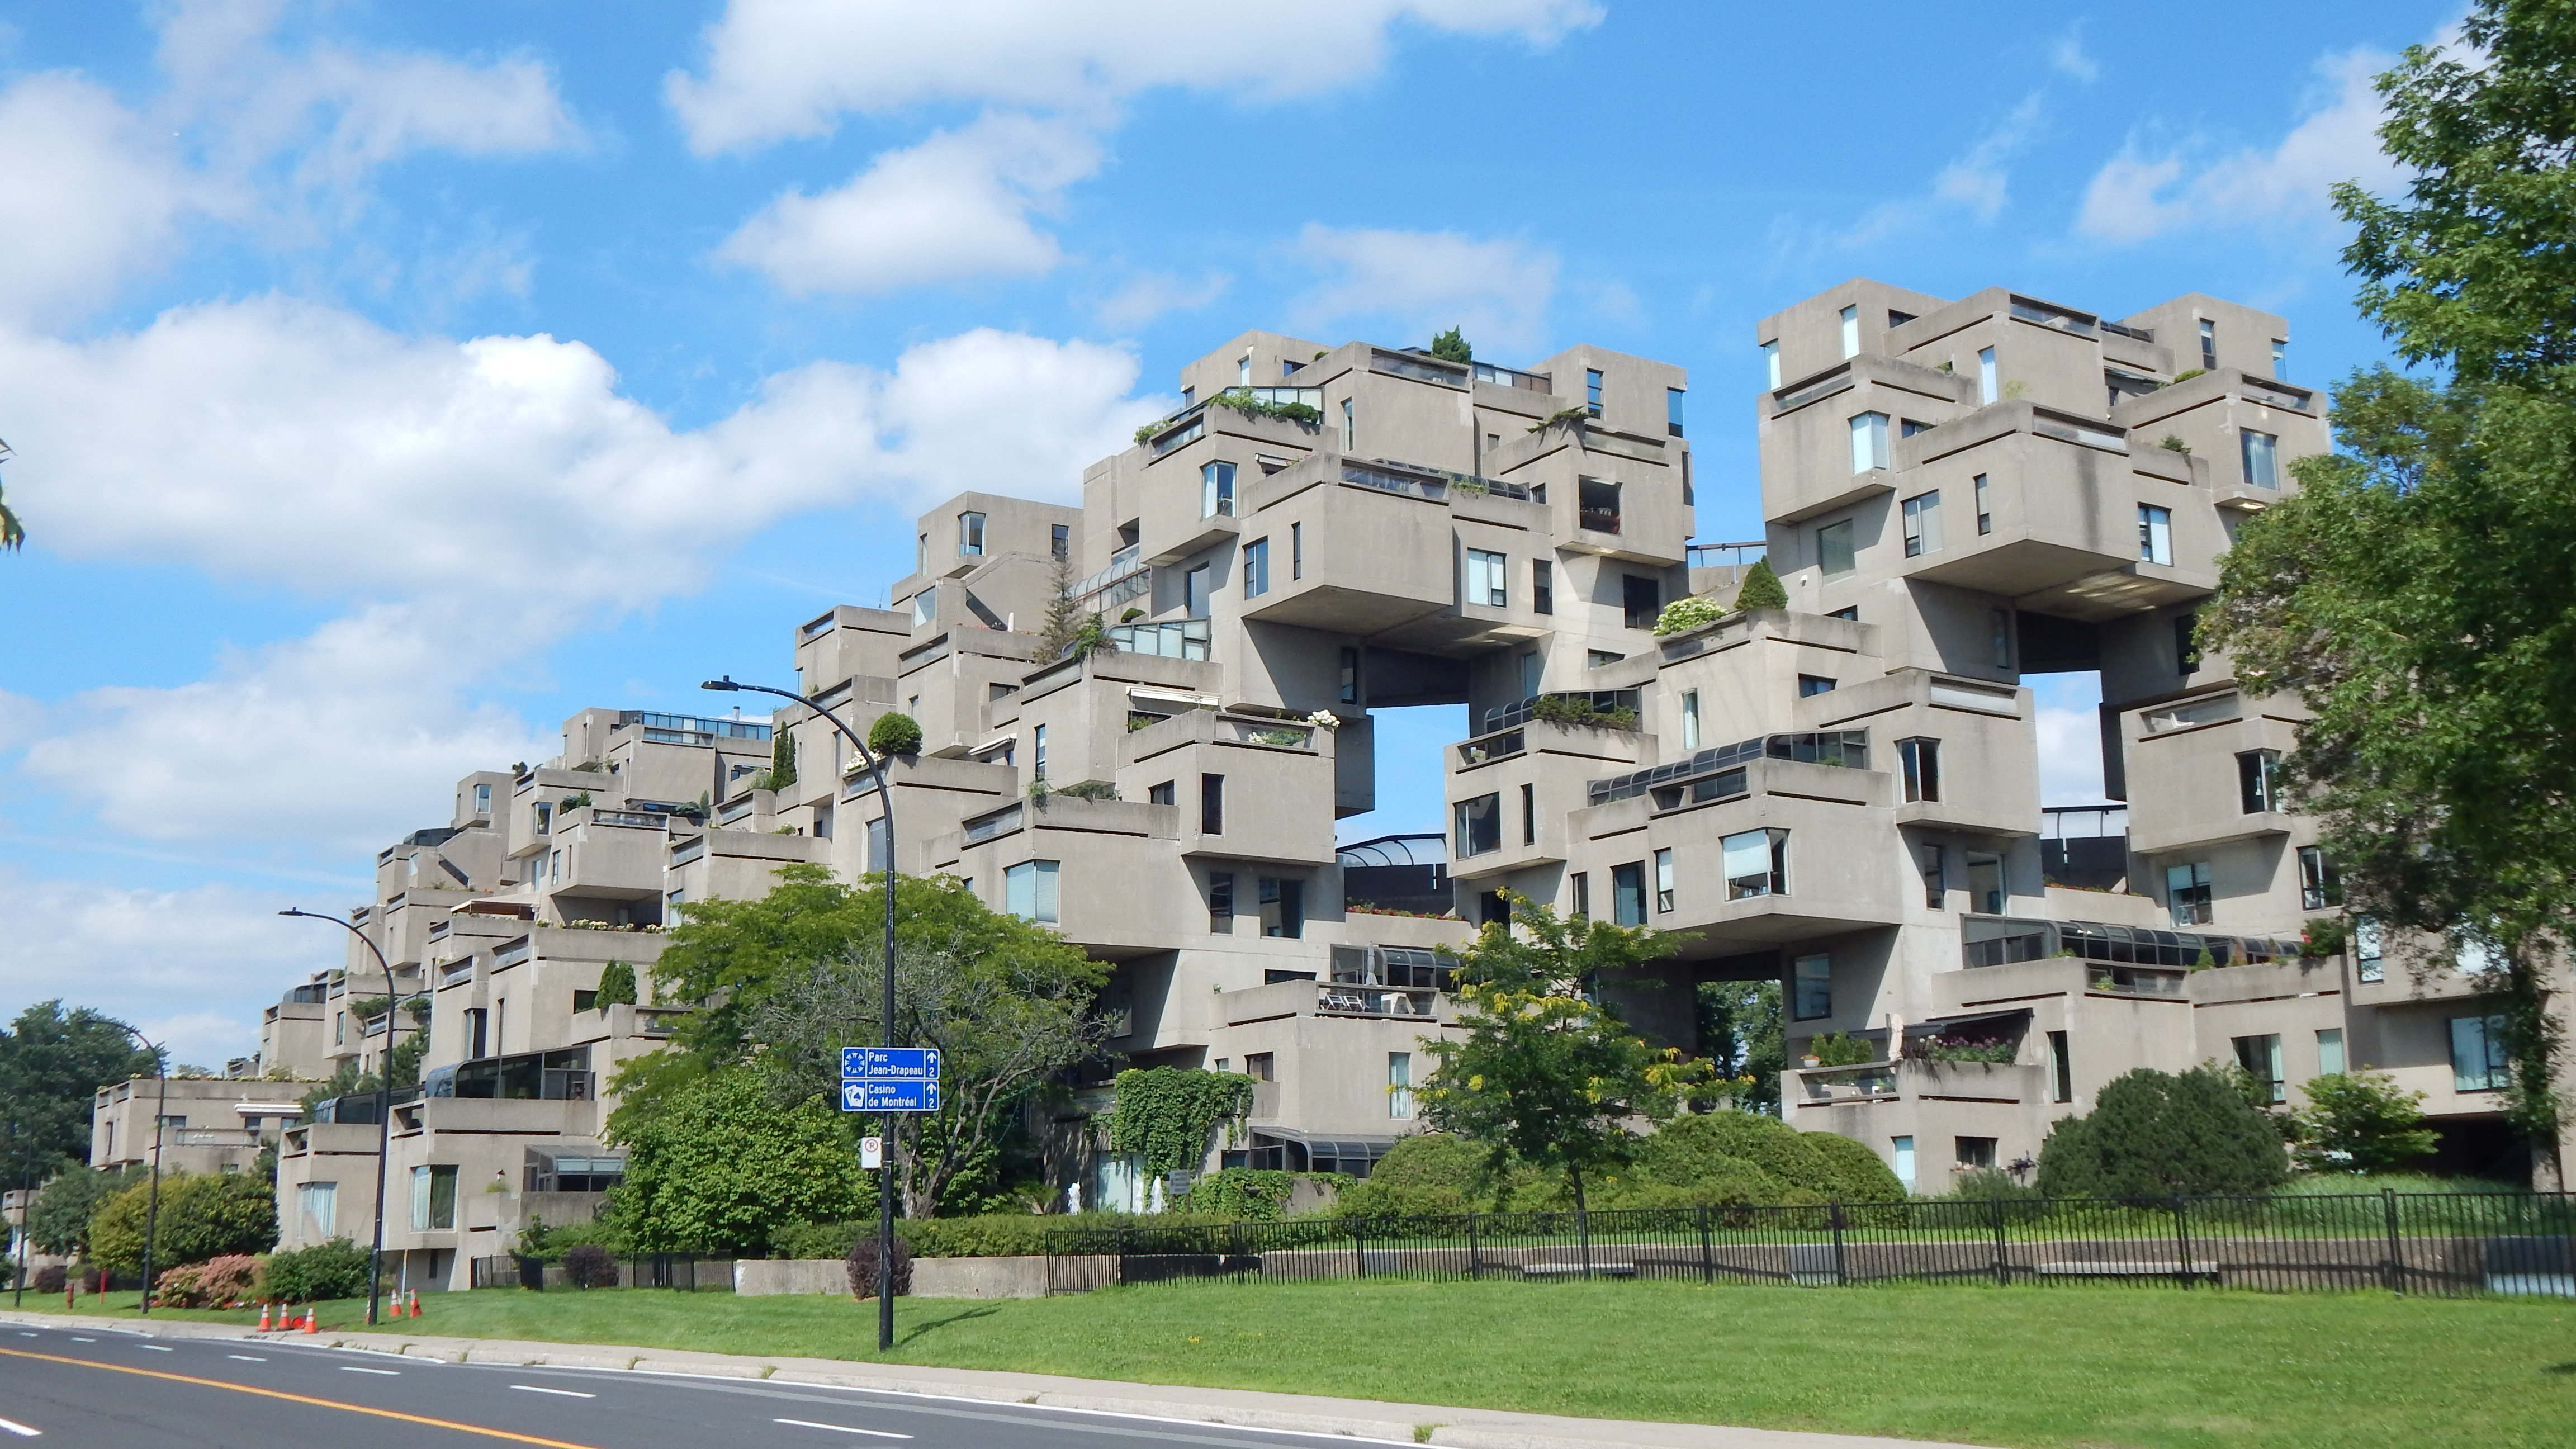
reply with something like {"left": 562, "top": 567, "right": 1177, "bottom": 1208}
{"left": 735, "top": 1259, "right": 849, "bottom": 1296}
{"left": 737, "top": 1255, "right": 1120, "bottom": 1298}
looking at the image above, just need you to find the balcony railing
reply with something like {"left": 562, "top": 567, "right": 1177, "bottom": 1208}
{"left": 1330, "top": 943, "right": 1455, "bottom": 991}
{"left": 1107, "top": 618, "right": 1211, "bottom": 660}
{"left": 1587, "top": 730, "right": 1867, "bottom": 807}
{"left": 1482, "top": 689, "right": 1640, "bottom": 733}
{"left": 1370, "top": 350, "right": 1469, "bottom": 388}
{"left": 2009, "top": 296, "right": 2097, "bottom": 336}
{"left": 1471, "top": 361, "right": 1551, "bottom": 392}
{"left": 1577, "top": 506, "right": 1622, "bottom": 534}
{"left": 1685, "top": 541, "right": 1766, "bottom": 569}
{"left": 1455, "top": 728, "right": 1524, "bottom": 766}
{"left": 1224, "top": 718, "right": 1313, "bottom": 749}
{"left": 962, "top": 804, "right": 1024, "bottom": 844}
{"left": 1960, "top": 916, "right": 2299, "bottom": 970}
{"left": 1071, "top": 543, "right": 1145, "bottom": 601}
{"left": 1318, "top": 983, "right": 1440, "bottom": 1017}
{"left": 590, "top": 811, "right": 671, "bottom": 830}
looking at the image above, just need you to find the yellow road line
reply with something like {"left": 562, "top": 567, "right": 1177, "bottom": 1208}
{"left": 0, "top": 1346, "right": 605, "bottom": 1447}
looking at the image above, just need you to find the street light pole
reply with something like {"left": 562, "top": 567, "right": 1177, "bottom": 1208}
{"left": 277, "top": 908, "right": 406, "bottom": 1327}
{"left": 703, "top": 675, "right": 900, "bottom": 1352}
{"left": 103, "top": 1024, "right": 167, "bottom": 1315}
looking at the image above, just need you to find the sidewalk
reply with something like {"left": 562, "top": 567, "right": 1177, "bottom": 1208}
{"left": 1, "top": 1308, "right": 1994, "bottom": 1449}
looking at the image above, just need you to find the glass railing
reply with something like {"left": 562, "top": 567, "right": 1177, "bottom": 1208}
{"left": 1455, "top": 729, "right": 1524, "bottom": 766}
{"left": 1483, "top": 690, "right": 1640, "bottom": 733}
{"left": 2009, "top": 297, "right": 2097, "bottom": 336}
{"left": 1341, "top": 461, "right": 1448, "bottom": 500}
{"left": 1071, "top": 543, "right": 1147, "bottom": 601}
{"left": 1371, "top": 351, "right": 1470, "bottom": 387}
{"left": 1471, "top": 361, "right": 1551, "bottom": 392}
{"left": 1586, "top": 730, "right": 1867, "bottom": 806}
{"left": 1107, "top": 618, "right": 1211, "bottom": 660}
{"left": 962, "top": 804, "right": 1024, "bottom": 844}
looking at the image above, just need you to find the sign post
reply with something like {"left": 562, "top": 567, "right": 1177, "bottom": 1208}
{"left": 840, "top": 1047, "right": 940, "bottom": 1308}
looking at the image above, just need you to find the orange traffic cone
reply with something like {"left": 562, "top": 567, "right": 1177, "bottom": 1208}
{"left": 301, "top": 1306, "right": 318, "bottom": 1334}
{"left": 407, "top": 1290, "right": 420, "bottom": 1319}
{"left": 256, "top": 1303, "right": 271, "bottom": 1333}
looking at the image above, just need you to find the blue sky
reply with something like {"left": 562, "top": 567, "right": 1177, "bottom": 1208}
{"left": 0, "top": 0, "right": 2450, "bottom": 1064}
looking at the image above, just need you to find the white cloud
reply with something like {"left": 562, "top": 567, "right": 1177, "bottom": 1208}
{"left": 716, "top": 113, "right": 1100, "bottom": 295}
{"left": 666, "top": 0, "right": 1603, "bottom": 153}
{"left": 1289, "top": 225, "right": 1557, "bottom": 356}
{"left": 2050, "top": 26, "right": 2099, "bottom": 83}
{"left": 2075, "top": 48, "right": 2398, "bottom": 244}
{"left": 0, "top": 73, "right": 193, "bottom": 326}
{"left": 1092, "top": 270, "right": 1233, "bottom": 332}
{"left": 1825, "top": 93, "right": 2044, "bottom": 250}
{"left": 0, "top": 867, "right": 346, "bottom": 1068}
{"left": 2030, "top": 677, "right": 2108, "bottom": 806}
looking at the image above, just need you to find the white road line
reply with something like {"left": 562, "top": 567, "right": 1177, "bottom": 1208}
{"left": 509, "top": 1385, "right": 596, "bottom": 1399}
{"left": 14, "top": 1332, "right": 34, "bottom": 1337}
{"left": 0, "top": 1413, "right": 39, "bottom": 1437}
{"left": 338, "top": 1366, "right": 401, "bottom": 1376}
{"left": 228, "top": 1355, "right": 268, "bottom": 1362}
{"left": 774, "top": 1419, "right": 912, "bottom": 1440}
{"left": 68, "top": 1337, "right": 94, "bottom": 1343}
{"left": 137, "top": 1344, "right": 173, "bottom": 1352}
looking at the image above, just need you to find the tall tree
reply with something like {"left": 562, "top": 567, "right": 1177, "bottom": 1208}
{"left": 0, "top": 1001, "right": 161, "bottom": 1176}
{"left": 1417, "top": 897, "right": 1713, "bottom": 1212}
{"left": 2207, "top": 2, "right": 2576, "bottom": 1174}
{"left": 1696, "top": 979, "right": 1784, "bottom": 1113}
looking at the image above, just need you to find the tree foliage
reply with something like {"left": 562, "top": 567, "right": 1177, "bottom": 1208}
{"left": 25, "top": 1166, "right": 140, "bottom": 1257}
{"left": 1734, "top": 556, "right": 1788, "bottom": 610}
{"left": 594, "top": 959, "right": 638, "bottom": 1008}
{"left": 88, "top": 1170, "right": 278, "bottom": 1273}
{"left": 1430, "top": 327, "right": 1472, "bottom": 363}
{"left": 2036, "top": 1067, "right": 2288, "bottom": 1200}
{"left": 1417, "top": 896, "right": 1714, "bottom": 1211}
{"left": 609, "top": 1067, "right": 868, "bottom": 1254}
{"left": 263, "top": 1238, "right": 371, "bottom": 1303}
{"left": 0, "top": 1001, "right": 160, "bottom": 1176}
{"left": 2207, "top": 6, "right": 2576, "bottom": 1166}
{"left": 866, "top": 711, "right": 923, "bottom": 759}
{"left": 1695, "top": 981, "right": 1783, "bottom": 1112}
{"left": 2289, "top": 1069, "right": 2442, "bottom": 1173}
{"left": 1107, "top": 1068, "right": 1254, "bottom": 1176}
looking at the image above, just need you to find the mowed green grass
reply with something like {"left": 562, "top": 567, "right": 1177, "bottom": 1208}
{"left": 23, "top": 1278, "right": 2576, "bottom": 1449}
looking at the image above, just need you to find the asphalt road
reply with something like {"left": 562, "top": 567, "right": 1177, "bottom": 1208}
{"left": 0, "top": 1324, "right": 1411, "bottom": 1448}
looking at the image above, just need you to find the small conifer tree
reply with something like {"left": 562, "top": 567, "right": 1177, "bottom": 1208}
{"left": 1431, "top": 327, "right": 1472, "bottom": 363}
{"left": 1734, "top": 557, "right": 1788, "bottom": 610}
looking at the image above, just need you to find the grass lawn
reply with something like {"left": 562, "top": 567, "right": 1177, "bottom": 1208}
{"left": 18, "top": 1279, "right": 2576, "bottom": 1449}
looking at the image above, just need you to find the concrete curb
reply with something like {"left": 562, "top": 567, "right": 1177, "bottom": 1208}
{"left": 0, "top": 1309, "right": 1993, "bottom": 1449}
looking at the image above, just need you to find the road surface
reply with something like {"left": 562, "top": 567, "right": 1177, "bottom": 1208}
{"left": 0, "top": 1323, "right": 1411, "bottom": 1448}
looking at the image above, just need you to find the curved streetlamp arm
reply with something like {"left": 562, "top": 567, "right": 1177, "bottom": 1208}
{"left": 278, "top": 908, "right": 400, "bottom": 1327}
{"left": 703, "top": 674, "right": 901, "bottom": 1351}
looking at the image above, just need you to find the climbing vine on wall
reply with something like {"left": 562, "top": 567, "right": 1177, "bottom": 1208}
{"left": 1107, "top": 1067, "right": 1256, "bottom": 1175}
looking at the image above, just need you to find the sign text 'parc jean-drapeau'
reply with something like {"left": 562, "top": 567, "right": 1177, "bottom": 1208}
{"left": 840, "top": 1046, "right": 941, "bottom": 1112}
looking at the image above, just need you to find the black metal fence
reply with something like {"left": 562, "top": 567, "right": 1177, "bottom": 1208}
{"left": 1045, "top": 1192, "right": 2576, "bottom": 1299}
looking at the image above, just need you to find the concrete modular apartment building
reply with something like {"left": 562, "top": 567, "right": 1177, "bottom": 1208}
{"left": 245, "top": 283, "right": 2563, "bottom": 1290}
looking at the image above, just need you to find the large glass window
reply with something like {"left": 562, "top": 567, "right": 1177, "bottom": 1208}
{"left": 2199, "top": 318, "right": 2217, "bottom": 371}
{"left": 1051, "top": 523, "right": 1069, "bottom": 558}
{"left": 1243, "top": 538, "right": 1270, "bottom": 598}
{"left": 1568, "top": 871, "right": 1590, "bottom": 919}
{"left": 1387, "top": 1053, "right": 1413, "bottom": 1119}
{"left": 1666, "top": 387, "right": 1685, "bottom": 438}
{"left": 1920, "top": 844, "right": 1947, "bottom": 908}
{"left": 1031, "top": 723, "right": 1047, "bottom": 781}
{"left": 1612, "top": 861, "right": 1646, "bottom": 925}
{"left": 1977, "top": 346, "right": 1997, "bottom": 404}
{"left": 1259, "top": 876, "right": 1304, "bottom": 938}
{"left": 1004, "top": 860, "right": 1060, "bottom": 923}
{"left": 1819, "top": 518, "right": 1857, "bottom": 576}
{"left": 1723, "top": 828, "right": 1787, "bottom": 899}
{"left": 2450, "top": 1014, "right": 2509, "bottom": 1091}
{"left": 2299, "top": 846, "right": 2340, "bottom": 911}
{"left": 297, "top": 1181, "right": 338, "bottom": 1238}
{"left": 2241, "top": 429, "right": 2279, "bottom": 489}
{"left": 2316, "top": 1028, "right": 2345, "bottom": 1076}
{"left": 1532, "top": 558, "right": 1554, "bottom": 614}
{"left": 1966, "top": 851, "right": 2004, "bottom": 913}
{"left": 1680, "top": 689, "right": 1701, "bottom": 750}
{"left": 1974, "top": 473, "right": 1992, "bottom": 534}
{"left": 2355, "top": 916, "right": 2384, "bottom": 982}
{"left": 1622, "top": 574, "right": 1660, "bottom": 630}
{"left": 2138, "top": 504, "right": 2174, "bottom": 565}
{"left": 2049, "top": 1031, "right": 2073, "bottom": 1102}
{"left": 1464, "top": 549, "right": 1508, "bottom": 607}
{"left": 1200, "top": 774, "right": 1224, "bottom": 835}
{"left": 1453, "top": 793, "right": 1502, "bottom": 858}
{"left": 1793, "top": 953, "right": 1831, "bottom": 1019}
{"left": 1898, "top": 737, "right": 1941, "bottom": 803}
{"left": 959, "top": 511, "right": 986, "bottom": 556}
{"left": 1654, "top": 848, "right": 1676, "bottom": 913}
{"left": 1185, "top": 564, "right": 1210, "bottom": 618}
{"left": 1891, "top": 1135, "right": 1915, "bottom": 1191}
{"left": 1901, "top": 490, "right": 1942, "bottom": 557}
{"left": 472, "top": 783, "right": 491, "bottom": 816}
{"left": 1341, "top": 397, "right": 1355, "bottom": 448}
{"left": 1839, "top": 306, "right": 1860, "bottom": 360}
{"left": 1578, "top": 477, "right": 1621, "bottom": 534}
{"left": 2233, "top": 1034, "right": 2286, "bottom": 1102}
{"left": 1763, "top": 340, "right": 1781, "bottom": 389}
{"left": 2166, "top": 860, "right": 2213, "bottom": 926}
{"left": 1521, "top": 782, "right": 1536, "bottom": 845}
{"left": 1201, "top": 460, "right": 1236, "bottom": 517}
{"left": 1585, "top": 367, "right": 1604, "bottom": 418}
{"left": 410, "top": 1164, "right": 458, "bottom": 1232}
{"left": 1849, "top": 411, "right": 1890, "bottom": 472}
{"left": 2238, "top": 749, "right": 2283, "bottom": 813}
{"left": 1207, "top": 871, "right": 1234, "bottom": 930}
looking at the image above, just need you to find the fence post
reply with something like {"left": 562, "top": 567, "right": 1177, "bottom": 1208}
{"left": 1466, "top": 1212, "right": 1483, "bottom": 1280}
{"left": 2171, "top": 1197, "right": 2195, "bottom": 1290}
{"left": 1352, "top": 1219, "right": 1366, "bottom": 1280}
{"left": 2380, "top": 1187, "right": 2404, "bottom": 1296}
{"left": 1698, "top": 1205, "right": 1714, "bottom": 1285}
{"left": 1829, "top": 1202, "right": 1848, "bottom": 1288}
{"left": 1988, "top": 1195, "right": 2010, "bottom": 1287}
{"left": 1578, "top": 1206, "right": 1593, "bottom": 1281}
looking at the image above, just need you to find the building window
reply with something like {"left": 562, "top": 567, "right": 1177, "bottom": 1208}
{"left": 1901, "top": 490, "right": 1942, "bottom": 557}
{"left": 1521, "top": 782, "right": 1537, "bottom": 846}
{"left": 2049, "top": 1030, "right": 2073, "bottom": 1102}
{"left": 1920, "top": 844, "right": 1946, "bottom": 908}
{"left": 2241, "top": 429, "right": 2279, "bottom": 489}
{"left": 2199, "top": 318, "right": 2218, "bottom": 372}
{"left": 1991, "top": 609, "right": 2012, "bottom": 668}
{"left": 1200, "top": 774, "right": 1224, "bottom": 835}
{"left": 1623, "top": 574, "right": 1660, "bottom": 630}
{"left": 2238, "top": 749, "right": 2283, "bottom": 813}
{"left": 2316, "top": 1027, "right": 2345, "bottom": 1077}
{"left": 2355, "top": 916, "right": 2384, "bottom": 982}
{"left": 1798, "top": 674, "right": 1836, "bottom": 697}
{"left": 1244, "top": 538, "right": 1270, "bottom": 598}
{"left": 1762, "top": 340, "right": 1781, "bottom": 389}
{"left": 1974, "top": 473, "right": 1991, "bottom": 535}
{"left": 865, "top": 815, "right": 890, "bottom": 873}
{"left": 1898, "top": 738, "right": 1941, "bottom": 803}
{"left": 549, "top": 849, "right": 563, "bottom": 883}
{"left": 1839, "top": 306, "right": 1859, "bottom": 360}
{"left": 297, "top": 1182, "right": 338, "bottom": 1237}
{"left": 959, "top": 511, "right": 986, "bottom": 556}
{"left": 2272, "top": 338, "right": 2288, "bottom": 379}
{"left": 1185, "top": 564, "right": 1210, "bottom": 618}
{"left": 1955, "top": 1137, "right": 1998, "bottom": 1171}
{"left": 1291, "top": 522, "right": 1303, "bottom": 579}
{"left": 1208, "top": 871, "right": 1234, "bottom": 930}
{"left": 1341, "top": 397, "right": 1355, "bottom": 449}
{"left": 2299, "top": 846, "right": 2340, "bottom": 911}
{"left": 1819, "top": 518, "right": 1857, "bottom": 576}
{"left": 2175, "top": 613, "right": 2200, "bottom": 675}
{"left": 912, "top": 588, "right": 936, "bottom": 627}
{"left": 1051, "top": 523, "right": 1070, "bottom": 558}
{"left": 1578, "top": 477, "right": 1621, "bottom": 533}
{"left": 1339, "top": 646, "right": 1360, "bottom": 705}
{"left": 1611, "top": 861, "right": 1646, "bottom": 925}
{"left": 1532, "top": 558, "right": 1554, "bottom": 614}
{"left": 1793, "top": 954, "right": 1831, "bottom": 1019}
{"left": 1654, "top": 848, "right": 1676, "bottom": 913}
{"left": 472, "top": 783, "right": 491, "bottom": 816}
{"left": 1465, "top": 548, "right": 1508, "bottom": 607}
{"left": 1454, "top": 792, "right": 1502, "bottom": 858}
{"left": 1569, "top": 871, "right": 1590, "bottom": 918}
{"left": 1003, "top": 860, "right": 1060, "bottom": 923}
{"left": 1587, "top": 648, "right": 1624, "bottom": 669}
{"left": 1966, "top": 851, "right": 2004, "bottom": 913}
{"left": 2166, "top": 860, "right": 2213, "bottom": 926}
{"left": 1202, "top": 460, "right": 1236, "bottom": 517}
{"left": 411, "top": 1164, "right": 459, "bottom": 1232}
{"left": 2450, "top": 1014, "right": 2509, "bottom": 1091}
{"left": 534, "top": 802, "right": 552, "bottom": 836}
{"left": 1665, "top": 387, "right": 1685, "bottom": 438}
{"left": 465, "top": 1008, "right": 487, "bottom": 1059}
{"left": 1032, "top": 723, "right": 1048, "bottom": 782}
{"left": 1585, "top": 367, "right": 1604, "bottom": 418}
{"left": 1518, "top": 650, "right": 1542, "bottom": 699}
{"left": 1387, "top": 1053, "right": 1413, "bottom": 1119}
{"left": 1680, "top": 690, "right": 1701, "bottom": 750}
{"left": 1891, "top": 1135, "right": 1915, "bottom": 1192}
{"left": 1147, "top": 780, "right": 1175, "bottom": 807}
{"left": 1849, "top": 411, "right": 1890, "bottom": 472}
{"left": 2233, "top": 1034, "right": 2286, "bottom": 1102}
{"left": 1258, "top": 876, "right": 1305, "bottom": 937}
{"left": 1723, "top": 827, "right": 1787, "bottom": 899}
{"left": 1828, "top": 605, "right": 1858, "bottom": 621}
{"left": 1238, "top": 352, "right": 1252, "bottom": 386}
{"left": 1244, "top": 1051, "right": 1273, "bottom": 1082}
{"left": 1977, "top": 346, "right": 1997, "bottom": 404}
{"left": 2138, "top": 504, "right": 2174, "bottom": 565}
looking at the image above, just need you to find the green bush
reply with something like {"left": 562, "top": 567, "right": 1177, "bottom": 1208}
{"left": 594, "top": 959, "right": 638, "bottom": 1008}
{"left": 1734, "top": 557, "right": 1788, "bottom": 610}
{"left": 88, "top": 1170, "right": 277, "bottom": 1273}
{"left": 2289, "top": 1070, "right": 2440, "bottom": 1173}
{"left": 1807, "top": 1031, "right": 1876, "bottom": 1066}
{"left": 1651, "top": 595, "right": 1727, "bottom": 636}
{"left": 1647, "top": 1111, "right": 1863, "bottom": 1200}
{"left": 1528, "top": 695, "right": 1640, "bottom": 731}
{"left": 1798, "top": 1127, "right": 1910, "bottom": 1203}
{"left": 2038, "top": 1067, "right": 2289, "bottom": 1199}
{"left": 1430, "top": 327, "right": 1471, "bottom": 363}
{"left": 1174, "top": 1168, "right": 1302, "bottom": 1220}
{"left": 1331, "top": 1134, "right": 1540, "bottom": 1216}
{"left": 263, "top": 1238, "right": 371, "bottom": 1303}
{"left": 866, "top": 712, "right": 922, "bottom": 758}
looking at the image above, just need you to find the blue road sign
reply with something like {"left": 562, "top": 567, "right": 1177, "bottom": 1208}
{"left": 840, "top": 1046, "right": 939, "bottom": 1080}
{"left": 840, "top": 1077, "right": 940, "bottom": 1112}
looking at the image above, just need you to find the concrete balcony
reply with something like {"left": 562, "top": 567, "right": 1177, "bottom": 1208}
{"left": 1220, "top": 976, "right": 1451, "bottom": 1028}
{"left": 1761, "top": 356, "right": 1978, "bottom": 525}
{"left": 2122, "top": 700, "right": 2302, "bottom": 855}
